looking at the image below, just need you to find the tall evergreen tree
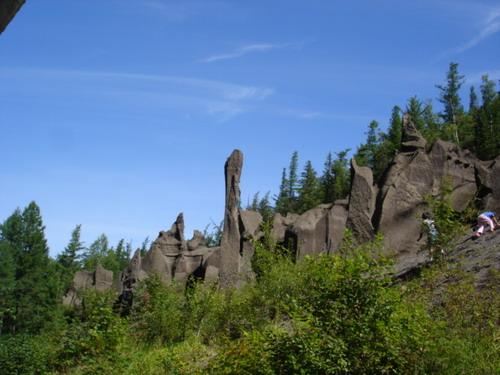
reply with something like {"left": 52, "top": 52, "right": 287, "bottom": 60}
{"left": 57, "top": 225, "right": 84, "bottom": 273}
{"left": 355, "top": 120, "right": 381, "bottom": 170}
{"left": 288, "top": 151, "right": 299, "bottom": 203}
{"left": 320, "top": 152, "right": 335, "bottom": 204}
{"left": 469, "top": 86, "right": 479, "bottom": 113}
{"left": 257, "top": 191, "right": 274, "bottom": 223}
{"left": 297, "top": 161, "right": 321, "bottom": 214}
{"left": 436, "top": 62, "right": 465, "bottom": 145}
{"left": 387, "top": 105, "right": 402, "bottom": 150}
{"left": 0, "top": 203, "right": 60, "bottom": 334}
{"left": 406, "top": 96, "right": 425, "bottom": 131}
{"left": 57, "top": 224, "right": 84, "bottom": 290}
{"left": 275, "top": 168, "right": 290, "bottom": 215}
{"left": 82, "top": 233, "right": 109, "bottom": 271}
{"left": 480, "top": 75, "right": 497, "bottom": 106}
{"left": 331, "top": 149, "right": 350, "bottom": 200}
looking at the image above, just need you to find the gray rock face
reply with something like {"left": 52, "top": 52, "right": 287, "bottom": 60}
{"left": 329, "top": 199, "right": 349, "bottom": 251}
{"left": 136, "top": 214, "right": 215, "bottom": 284}
{"left": 219, "top": 150, "right": 244, "bottom": 287}
{"left": 286, "top": 204, "right": 334, "bottom": 258}
{"left": 239, "top": 210, "right": 263, "bottom": 280}
{"left": 0, "top": 0, "right": 25, "bottom": 34}
{"left": 401, "top": 113, "right": 427, "bottom": 152}
{"left": 63, "top": 264, "right": 114, "bottom": 306}
{"left": 476, "top": 156, "right": 500, "bottom": 214}
{"left": 346, "top": 158, "right": 376, "bottom": 243}
{"left": 374, "top": 135, "right": 479, "bottom": 274}
{"left": 272, "top": 213, "right": 299, "bottom": 243}
{"left": 274, "top": 200, "right": 348, "bottom": 259}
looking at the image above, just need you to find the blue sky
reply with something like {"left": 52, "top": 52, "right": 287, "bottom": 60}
{"left": 1, "top": 0, "right": 499, "bottom": 257}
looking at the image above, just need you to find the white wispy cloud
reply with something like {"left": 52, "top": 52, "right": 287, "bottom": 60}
{"left": 435, "top": 3, "right": 500, "bottom": 60}
{"left": 202, "top": 42, "right": 302, "bottom": 63}
{"left": 0, "top": 67, "right": 274, "bottom": 122}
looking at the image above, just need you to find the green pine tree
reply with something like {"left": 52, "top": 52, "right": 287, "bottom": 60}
{"left": 0, "top": 203, "right": 61, "bottom": 334}
{"left": 469, "top": 86, "right": 479, "bottom": 113}
{"left": 275, "top": 168, "right": 290, "bottom": 215}
{"left": 297, "top": 161, "right": 322, "bottom": 214}
{"left": 57, "top": 224, "right": 84, "bottom": 289}
{"left": 436, "top": 62, "right": 465, "bottom": 145}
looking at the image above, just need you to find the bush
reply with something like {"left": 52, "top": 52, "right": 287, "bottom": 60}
{"left": 0, "top": 334, "right": 56, "bottom": 374}
{"left": 55, "top": 290, "right": 126, "bottom": 372}
{"left": 209, "top": 244, "right": 432, "bottom": 374}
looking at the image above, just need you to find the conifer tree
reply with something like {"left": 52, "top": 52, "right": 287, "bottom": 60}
{"left": 480, "top": 75, "right": 497, "bottom": 106}
{"left": 288, "top": 151, "right": 299, "bottom": 206}
{"left": 0, "top": 203, "right": 60, "bottom": 334}
{"left": 355, "top": 120, "right": 381, "bottom": 170}
{"left": 321, "top": 152, "right": 335, "bottom": 203}
{"left": 57, "top": 224, "right": 84, "bottom": 290}
{"left": 257, "top": 192, "right": 274, "bottom": 223}
{"left": 275, "top": 168, "right": 290, "bottom": 215}
{"left": 406, "top": 96, "right": 426, "bottom": 131}
{"left": 469, "top": 86, "right": 479, "bottom": 113}
{"left": 422, "top": 101, "right": 441, "bottom": 142}
{"left": 331, "top": 149, "right": 350, "bottom": 200}
{"left": 436, "top": 62, "right": 465, "bottom": 145}
{"left": 387, "top": 106, "right": 402, "bottom": 150}
{"left": 83, "top": 233, "right": 109, "bottom": 271}
{"left": 58, "top": 225, "right": 84, "bottom": 273}
{"left": 297, "top": 161, "right": 321, "bottom": 214}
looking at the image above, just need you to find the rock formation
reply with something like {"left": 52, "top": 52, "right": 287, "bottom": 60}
{"left": 64, "top": 142, "right": 500, "bottom": 306}
{"left": 63, "top": 264, "right": 114, "bottom": 306}
{"left": 219, "top": 150, "right": 244, "bottom": 287}
{"left": 219, "top": 150, "right": 262, "bottom": 287}
{"left": 271, "top": 199, "right": 348, "bottom": 259}
{"left": 0, "top": 0, "right": 25, "bottom": 34}
{"left": 346, "top": 158, "right": 376, "bottom": 243}
{"left": 374, "top": 121, "right": 479, "bottom": 274}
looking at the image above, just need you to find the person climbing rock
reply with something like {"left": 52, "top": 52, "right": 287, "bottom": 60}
{"left": 473, "top": 211, "right": 499, "bottom": 238}
{"left": 418, "top": 212, "right": 440, "bottom": 261}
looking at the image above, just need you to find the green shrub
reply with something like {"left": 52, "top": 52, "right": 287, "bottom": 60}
{"left": 0, "top": 334, "right": 55, "bottom": 374}
{"left": 55, "top": 290, "right": 126, "bottom": 372}
{"left": 209, "top": 245, "right": 432, "bottom": 374}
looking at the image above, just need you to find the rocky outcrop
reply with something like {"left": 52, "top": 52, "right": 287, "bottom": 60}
{"left": 0, "top": 0, "right": 25, "bottom": 34}
{"left": 475, "top": 156, "right": 500, "bottom": 214}
{"left": 219, "top": 149, "right": 244, "bottom": 287}
{"left": 273, "top": 200, "right": 348, "bottom": 259}
{"left": 374, "top": 122, "right": 479, "bottom": 273}
{"left": 219, "top": 150, "right": 263, "bottom": 287}
{"left": 346, "top": 158, "right": 376, "bottom": 243}
{"left": 131, "top": 214, "right": 215, "bottom": 286}
{"left": 401, "top": 113, "right": 427, "bottom": 152}
{"left": 64, "top": 144, "right": 500, "bottom": 307}
{"left": 63, "top": 264, "right": 114, "bottom": 306}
